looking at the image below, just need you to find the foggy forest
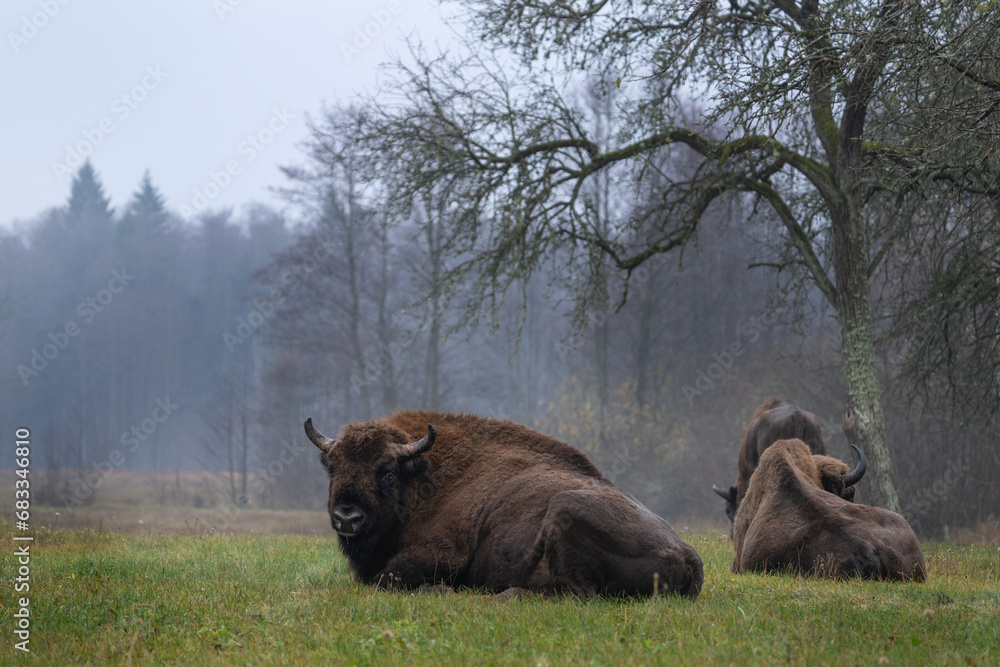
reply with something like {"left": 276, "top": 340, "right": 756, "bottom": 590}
{"left": 3, "top": 141, "right": 996, "bottom": 540}
{"left": 2, "top": 1, "right": 998, "bottom": 545}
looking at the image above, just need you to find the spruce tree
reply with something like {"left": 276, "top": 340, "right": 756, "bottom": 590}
{"left": 66, "top": 160, "right": 114, "bottom": 222}
{"left": 119, "top": 170, "right": 168, "bottom": 235}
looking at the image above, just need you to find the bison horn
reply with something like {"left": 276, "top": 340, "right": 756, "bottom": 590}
{"left": 304, "top": 418, "right": 336, "bottom": 453}
{"left": 712, "top": 484, "right": 730, "bottom": 500}
{"left": 839, "top": 444, "right": 867, "bottom": 488}
{"left": 395, "top": 424, "right": 436, "bottom": 459}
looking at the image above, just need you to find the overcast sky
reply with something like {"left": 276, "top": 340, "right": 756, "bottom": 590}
{"left": 2, "top": 0, "right": 455, "bottom": 229}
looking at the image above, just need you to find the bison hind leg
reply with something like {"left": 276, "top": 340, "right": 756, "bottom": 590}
{"left": 531, "top": 489, "right": 702, "bottom": 598}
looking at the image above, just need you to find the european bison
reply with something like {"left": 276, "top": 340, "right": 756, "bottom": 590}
{"left": 305, "top": 410, "right": 703, "bottom": 597}
{"left": 713, "top": 396, "right": 827, "bottom": 529}
{"left": 732, "top": 438, "right": 926, "bottom": 581}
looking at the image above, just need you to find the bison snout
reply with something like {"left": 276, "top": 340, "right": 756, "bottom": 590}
{"left": 332, "top": 506, "right": 366, "bottom": 536}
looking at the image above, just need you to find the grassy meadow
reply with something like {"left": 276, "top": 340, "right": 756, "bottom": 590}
{"left": 1, "top": 520, "right": 998, "bottom": 665}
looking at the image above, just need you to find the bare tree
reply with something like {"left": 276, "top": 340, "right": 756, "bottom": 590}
{"left": 275, "top": 152, "right": 379, "bottom": 419}
{"left": 889, "top": 208, "right": 1000, "bottom": 422}
{"left": 311, "top": 1, "right": 1000, "bottom": 512}
{"left": 201, "top": 345, "right": 256, "bottom": 507}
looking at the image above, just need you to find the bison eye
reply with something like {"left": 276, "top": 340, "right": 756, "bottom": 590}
{"left": 382, "top": 470, "right": 395, "bottom": 485}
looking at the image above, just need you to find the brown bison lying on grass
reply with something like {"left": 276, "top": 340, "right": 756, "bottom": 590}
{"left": 714, "top": 396, "right": 827, "bottom": 530}
{"left": 732, "top": 438, "right": 926, "bottom": 581}
{"left": 305, "top": 410, "right": 703, "bottom": 598}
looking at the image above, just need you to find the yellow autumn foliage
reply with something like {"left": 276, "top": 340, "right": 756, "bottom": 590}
{"left": 534, "top": 374, "right": 691, "bottom": 482}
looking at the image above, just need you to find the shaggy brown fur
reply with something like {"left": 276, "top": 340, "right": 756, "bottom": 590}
{"left": 732, "top": 439, "right": 926, "bottom": 581}
{"left": 714, "top": 397, "right": 827, "bottom": 527}
{"left": 308, "top": 410, "right": 703, "bottom": 598}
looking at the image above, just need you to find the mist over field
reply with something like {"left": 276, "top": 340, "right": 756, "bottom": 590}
{"left": 2, "top": 0, "right": 998, "bottom": 546}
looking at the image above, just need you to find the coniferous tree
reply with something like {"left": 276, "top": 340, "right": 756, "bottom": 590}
{"left": 67, "top": 160, "right": 114, "bottom": 222}
{"left": 119, "top": 170, "right": 168, "bottom": 236}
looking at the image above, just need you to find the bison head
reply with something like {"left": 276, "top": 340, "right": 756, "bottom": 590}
{"left": 712, "top": 484, "right": 738, "bottom": 525}
{"left": 305, "top": 418, "right": 435, "bottom": 543}
{"left": 816, "top": 444, "right": 866, "bottom": 500}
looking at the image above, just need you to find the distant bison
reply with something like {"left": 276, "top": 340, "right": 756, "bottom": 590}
{"left": 306, "top": 410, "right": 703, "bottom": 597}
{"left": 714, "top": 397, "right": 827, "bottom": 529}
{"left": 732, "top": 438, "right": 926, "bottom": 581}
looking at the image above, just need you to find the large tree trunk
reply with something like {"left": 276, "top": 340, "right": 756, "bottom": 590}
{"left": 423, "top": 199, "right": 443, "bottom": 411}
{"left": 832, "top": 208, "right": 902, "bottom": 514}
{"left": 595, "top": 312, "right": 609, "bottom": 449}
{"left": 425, "top": 305, "right": 441, "bottom": 410}
{"left": 344, "top": 203, "right": 371, "bottom": 419}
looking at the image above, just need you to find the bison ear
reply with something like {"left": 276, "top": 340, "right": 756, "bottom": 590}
{"left": 842, "top": 485, "right": 856, "bottom": 503}
{"left": 401, "top": 456, "right": 429, "bottom": 478}
{"left": 822, "top": 475, "right": 846, "bottom": 498}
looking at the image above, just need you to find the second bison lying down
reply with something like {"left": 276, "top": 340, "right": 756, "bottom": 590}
{"left": 306, "top": 410, "right": 703, "bottom": 597}
{"left": 732, "top": 438, "right": 926, "bottom": 581}
{"left": 713, "top": 396, "right": 827, "bottom": 530}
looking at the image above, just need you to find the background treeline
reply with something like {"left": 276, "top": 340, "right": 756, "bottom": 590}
{"left": 1, "top": 160, "right": 996, "bottom": 538}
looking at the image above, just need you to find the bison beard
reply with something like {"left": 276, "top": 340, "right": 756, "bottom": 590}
{"left": 731, "top": 439, "right": 926, "bottom": 581}
{"left": 713, "top": 397, "right": 827, "bottom": 531}
{"left": 306, "top": 411, "right": 703, "bottom": 598}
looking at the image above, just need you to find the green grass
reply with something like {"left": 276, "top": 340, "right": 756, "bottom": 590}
{"left": 1, "top": 528, "right": 998, "bottom": 665}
